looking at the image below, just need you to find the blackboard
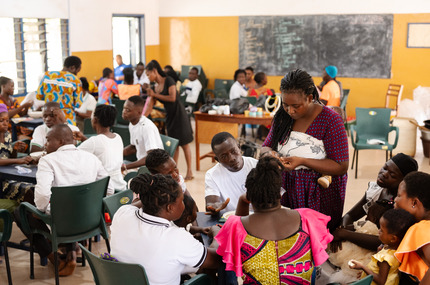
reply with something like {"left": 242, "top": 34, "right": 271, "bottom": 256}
{"left": 239, "top": 15, "right": 393, "bottom": 78}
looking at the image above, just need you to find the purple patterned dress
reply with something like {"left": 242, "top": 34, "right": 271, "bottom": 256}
{"left": 263, "top": 106, "right": 349, "bottom": 230}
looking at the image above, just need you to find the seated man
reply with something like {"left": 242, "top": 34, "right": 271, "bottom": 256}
{"left": 205, "top": 132, "right": 257, "bottom": 215}
{"left": 30, "top": 102, "right": 79, "bottom": 153}
{"left": 180, "top": 67, "right": 202, "bottom": 105}
{"left": 319, "top": 65, "right": 342, "bottom": 107}
{"left": 15, "top": 124, "right": 112, "bottom": 276}
{"left": 121, "top": 95, "right": 163, "bottom": 171}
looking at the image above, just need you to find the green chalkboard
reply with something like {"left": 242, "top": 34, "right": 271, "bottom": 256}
{"left": 239, "top": 14, "right": 393, "bottom": 78}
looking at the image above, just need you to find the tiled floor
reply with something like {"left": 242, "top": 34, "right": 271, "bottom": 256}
{"left": 1, "top": 121, "right": 428, "bottom": 284}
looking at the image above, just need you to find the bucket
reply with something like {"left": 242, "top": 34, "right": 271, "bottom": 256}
{"left": 390, "top": 117, "right": 417, "bottom": 156}
{"left": 422, "top": 137, "right": 430, "bottom": 158}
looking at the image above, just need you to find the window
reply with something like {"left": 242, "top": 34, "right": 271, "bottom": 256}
{"left": 0, "top": 17, "right": 69, "bottom": 95}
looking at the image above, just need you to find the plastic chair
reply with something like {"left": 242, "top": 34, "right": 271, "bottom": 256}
{"left": 340, "top": 89, "right": 350, "bottom": 112}
{"left": 350, "top": 108, "right": 399, "bottom": 178}
{"left": 244, "top": 96, "right": 257, "bottom": 105}
{"left": 137, "top": 166, "right": 151, "bottom": 175}
{"left": 124, "top": 172, "right": 137, "bottom": 183}
{"left": 385, "top": 84, "right": 403, "bottom": 117}
{"left": 0, "top": 209, "right": 13, "bottom": 285}
{"left": 112, "top": 98, "right": 128, "bottom": 125}
{"left": 112, "top": 124, "right": 137, "bottom": 162}
{"left": 183, "top": 273, "right": 214, "bottom": 285}
{"left": 328, "top": 275, "right": 373, "bottom": 285}
{"left": 160, "top": 134, "right": 179, "bottom": 157}
{"left": 204, "top": 79, "right": 234, "bottom": 100}
{"left": 19, "top": 176, "right": 111, "bottom": 285}
{"left": 79, "top": 244, "right": 149, "bottom": 285}
{"left": 83, "top": 118, "right": 96, "bottom": 135}
{"left": 103, "top": 189, "right": 133, "bottom": 219}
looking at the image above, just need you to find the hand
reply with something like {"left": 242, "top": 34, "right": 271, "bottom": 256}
{"left": 121, "top": 164, "right": 127, "bottom": 172}
{"left": 330, "top": 227, "right": 347, "bottom": 253}
{"left": 279, "top": 156, "right": 303, "bottom": 171}
{"left": 260, "top": 150, "right": 279, "bottom": 158}
{"left": 18, "top": 156, "right": 34, "bottom": 164}
{"left": 349, "top": 260, "right": 364, "bottom": 270}
{"left": 377, "top": 244, "right": 384, "bottom": 252}
{"left": 13, "top": 141, "right": 27, "bottom": 152}
{"left": 238, "top": 193, "right": 250, "bottom": 205}
{"left": 22, "top": 101, "right": 33, "bottom": 109}
{"left": 147, "top": 88, "right": 155, "bottom": 97}
{"left": 208, "top": 225, "right": 222, "bottom": 237}
{"left": 73, "top": 131, "right": 86, "bottom": 141}
{"left": 205, "top": 198, "right": 230, "bottom": 215}
{"left": 201, "top": 226, "right": 211, "bottom": 235}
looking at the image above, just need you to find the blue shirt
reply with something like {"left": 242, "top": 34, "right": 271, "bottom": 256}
{"left": 114, "top": 64, "right": 132, "bottom": 84}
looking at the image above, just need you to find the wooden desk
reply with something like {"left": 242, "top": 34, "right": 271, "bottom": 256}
{"left": 194, "top": 111, "right": 273, "bottom": 170}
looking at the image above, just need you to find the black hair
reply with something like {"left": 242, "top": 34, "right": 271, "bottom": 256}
{"left": 190, "top": 67, "right": 199, "bottom": 74}
{"left": 146, "top": 149, "right": 171, "bottom": 174}
{"left": 102, "top": 68, "right": 113, "bottom": 78}
{"left": 234, "top": 69, "right": 246, "bottom": 81}
{"left": 80, "top": 77, "right": 89, "bottom": 91}
{"left": 130, "top": 173, "right": 180, "bottom": 216}
{"left": 174, "top": 195, "right": 196, "bottom": 227}
{"left": 270, "top": 69, "right": 320, "bottom": 151}
{"left": 123, "top": 67, "right": 134, "bottom": 85}
{"left": 0, "top": 76, "right": 11, "bottom": 93}
{"left": 43, "top": 101, "right": 61, "bottom": 110}
{"left": 136, "top": 62, "right": 144, "bottom": 67}
{"left": 163, "top": 65, "right": 180, "bottom": 82}
{"left": 93, "top": 104, "right": 117, "bottom": 128}
{"left": 211, "top": 132, "right": 235, "bottom": 152}
{"left": 146, "top": 60, "right": 167, "bottom": 77}
{"left": 245, "top": 66, "right": 254, "bottom": 73}
{"left": 246, "top": 156, "right": 284, "bottom": 210}
{"left": 254, "top": 72, "right": 266, "bottom": 85}
{"left": 127, "top": 95, "right": 145, "bottom": 107}
{"left": 403, "top": 171, "right": 430, "bottom": 210}
{"left": 382, "top": 208, "right": 416, "bottom": 240}
{"left": 63, "top": 56, "right": 81, "bottom": 69}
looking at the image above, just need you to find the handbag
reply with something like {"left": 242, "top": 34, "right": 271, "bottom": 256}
{"left": 229, "top": 98, "right": 250, "bottom": 114}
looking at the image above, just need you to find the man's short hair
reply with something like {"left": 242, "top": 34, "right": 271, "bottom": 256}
{"left": 63, "top": 56, "right": 82, "bottom": 69}
{"left": 136, "top": 62, "right": 145, "bottom": 67}
{"left": 211, "top": 132, "right": 235, "bottom": 152}
{"left": 245, "top": 66, "right": 254, "bottom": 73}
{"left": 43, "top": 102, "right": 61, "bottom": 110}
{"left": 190, "top": 67, "right": 199, "bottom": 73}
{"left": 127, "top": 95, "right": 145, "bottom": 107}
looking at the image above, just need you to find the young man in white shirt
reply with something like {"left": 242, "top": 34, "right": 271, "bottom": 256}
{"left": 133, "top": 62, "right": 150, "bottom": 92}
{"left": 30, "top": 102, "right": 80, "bottom": 153}
{"left": 15, "top": 124, "right": 112, "bottom": 276}
{"left": 75, "top": 77, "right": 97, "bottom": 131}
{"left": 229, "top": 69, "right": 248, "bottom": 100}
{"left": 181, "top": 67, "right": 202, "bottom": 104}
{"left": 121, "top": 95, "right": 163, "bottom": 171}
{"left": 205, "top": 132, "right": 257, "bottom": 215}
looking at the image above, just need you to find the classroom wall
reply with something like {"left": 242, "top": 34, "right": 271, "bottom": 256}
{"left": 158, "top": 13, "right": 430, "bottom": 117}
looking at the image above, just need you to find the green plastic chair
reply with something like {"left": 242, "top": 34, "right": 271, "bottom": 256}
{"left": 112, "top": 98, "right": 128, "bottom": 125}
{"left": 124, "top": 172, "right": 137, "bottom": 183}
{"left": 103, "top": 189, "right": 133, "bottom": 219}
{"left": 244, "top": 96, "right": 257, "bottom": 105}
{"left": 204, "top": 79, "right": 235, "bottom": 100}
{"left": 79, "top": 244, "right": 149, "bottom": 285}
{"left": 0, "top": 209, "right": 13, "bottom": 285}
{"left": 112, "top": 124, "right": 137, "bottom": 162}
{"left": 183, "top": 273, "right": 214, "bottom": 284}
{"left": 160, "top": 134, "right": 179, "bottom": 157}
{"left": 328, "top": 275, "right": 373, "bottom": 285}
{"left": 340, "top": 89, "right": 350, "bottom": 112}
{"left": 19, "top": 176, "right": 111, "bottom": 285}
{"left": 137, "top": 166, "right": 151, "bottom": 175}
{"left": 350, "top": 108, "right": 399, "bottom": 178}
{"left": 83, "top": 118, "right": 96, "bottom": 135}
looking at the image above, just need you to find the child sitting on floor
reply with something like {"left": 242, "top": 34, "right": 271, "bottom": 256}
{"left": 174, "top": 195, "right": 210, "bottom": 236}
{"left": 349, "top": 208, "right": 416, "bottom": 285}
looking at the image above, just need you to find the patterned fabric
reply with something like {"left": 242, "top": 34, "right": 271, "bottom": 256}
{"left": 0, "top": 132, "right": 13, "bottom": 159}
{"left": 36, "top": 71, "right": 83, "bottom": 125}
{"left": 98, "top": 78, "right": 118, "bottom": 105}
{"left": 262, "top": 106, "right": 349, "bottom": 230}
{"left": 241, "top": 229, "right": 313, "bottom": 284}
{"left": 0, "top": 98, "right": 31, "bottom": 136}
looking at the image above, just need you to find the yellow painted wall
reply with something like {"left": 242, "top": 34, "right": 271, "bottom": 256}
{"left": 72, "top": 50, "right": 113, "bottom": 81}
{"left": 146, "top": 45, "right": 160, "bottom": 63}
{"left": 159, "top": 14, "right": 430, "bottom": 117}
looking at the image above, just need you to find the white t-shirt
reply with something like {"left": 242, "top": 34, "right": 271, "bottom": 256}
{"left": 181, "top": 79, "right": 202, "bottom": 104}
{"left": 129, "top": 116, "right": 163, "bottom": 160}
{"left": 30, "top": 123, "right": 80, "bottom": 149}
{"left": 111, "top": 205, "right": 207, "bottom": 285}
{"left": 133, "top": 71, "right": 150, "bottom": 86}
{"left": 78, "top": 133, "right": 127, "bottom": 191}
{"left": 229, "top": 81, "right": 248, "bottom": 100}
{"left": 205, "top": 156, "right": 258, "bottom": 212}
{"left": 75, "top": 92, "right": 97, "bottom": 114}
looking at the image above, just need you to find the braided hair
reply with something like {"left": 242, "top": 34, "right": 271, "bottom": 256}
{"left": 245, "top": 156, "right": 284, "bottom": 210}
{"left": 130, "top": 173, "right": 180, "bottom": 216}
{"left": 270, "top": 69, "right": 321, "bottom": 151}
{"left": 146, "top": 149, "right": 171, "bottom": 174}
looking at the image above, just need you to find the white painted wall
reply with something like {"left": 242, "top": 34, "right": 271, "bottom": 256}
{"left": 0, "top": 0, "right": 160, "bottom": 52}
{"left": 158, "top": 0, "right": 430, "bottom": 17}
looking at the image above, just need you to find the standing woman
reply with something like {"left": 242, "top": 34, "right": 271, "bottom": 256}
{"left": 261, "top": 69, "right": 349, "bottom": 230}
{"left": 98, "top": 68, "right": 118, "bottom": 105}
{"left": 144, "top": 60, "right": 194, "bottom": 180}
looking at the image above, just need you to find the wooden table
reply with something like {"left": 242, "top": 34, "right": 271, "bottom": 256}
{"left": 194, "top": 111, "right": 273, "bottom": 170}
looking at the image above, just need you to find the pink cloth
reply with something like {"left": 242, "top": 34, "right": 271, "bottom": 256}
{"left": 215, "top": 208, "right": 333, "bottom": 277}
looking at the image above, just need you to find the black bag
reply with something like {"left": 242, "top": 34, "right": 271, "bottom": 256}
{"left": 239, "top": 138, "right": 259, "bottom": 158}
{"left": 229, "top": 98, "right": 250, "bottom": 114}
{"left": 254, "top": 95, "right": 267, "bottom": 108}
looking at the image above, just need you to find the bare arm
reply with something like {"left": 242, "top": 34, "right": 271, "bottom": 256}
{"left": 205, "top": 195, "right": 229, "bottom": 216}
{"left": 123, "top": 144, "right": 136, "bottom": 156}
{"left": 30, "top": 145, "right": 44, "bottom": 153}
{"left": 76, "top": 110, "right": 92, "bottom": 119}
{"left": 334, "top": 228, "right": 381, "bottom": 251}
{"left": 341, "top": 194, "right": 367, "bottom": 227}
{"left": 235, "top": 193, "right": 251, "bottom": 216}
{"left": 0, "top": 156, "right": 33, "bottom": 165}
{"left": 280, "top": 156, "right": 348, "bottom": 176}
{"left": 122, "top": 157, "right": 146, "bottom": 171}
{"left": 350, "top": 260, "right": 390, "bottom": 285}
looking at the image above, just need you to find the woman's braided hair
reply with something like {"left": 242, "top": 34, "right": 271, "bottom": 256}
{"left": 245, "top": 156, "right": 285, "bottom": 210}
{"left": 130, "top": 173, "right": 180, "bottom": 216}
{"left": 270, "top": 69, "right": 321, "bottom": 151}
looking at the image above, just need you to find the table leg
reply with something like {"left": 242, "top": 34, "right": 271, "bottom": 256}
{"left": 196, "top": 118, "right": 200, "bottom": 171}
